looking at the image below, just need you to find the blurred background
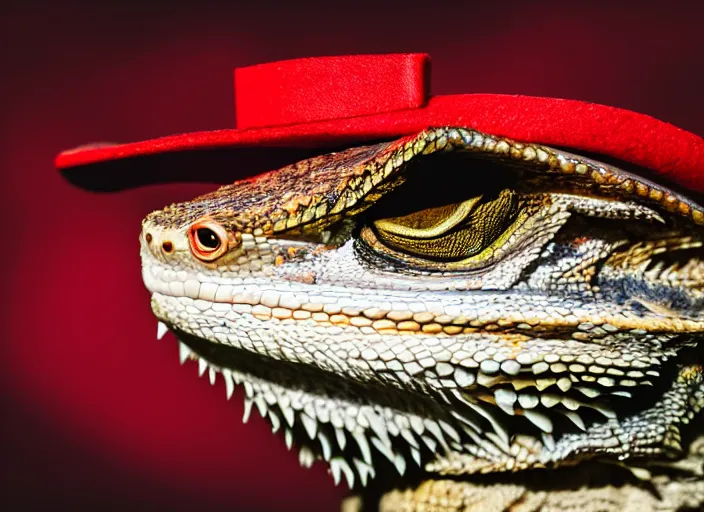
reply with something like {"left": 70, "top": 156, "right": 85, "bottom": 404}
{"left": 2, "top": 1, "right": 703, "bottom": 510}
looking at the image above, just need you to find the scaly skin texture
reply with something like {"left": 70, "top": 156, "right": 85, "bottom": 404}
{"left": 140, "top": 127, "right": 704, "bottom": 511}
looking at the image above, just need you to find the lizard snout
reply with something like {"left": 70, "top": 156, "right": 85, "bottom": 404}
{"left": 140, "top": 221, "right": 188, "bottom": 262}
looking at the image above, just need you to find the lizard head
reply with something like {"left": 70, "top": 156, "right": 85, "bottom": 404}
{"left": 140, "top": 127, "right": 704, "bottom": 490}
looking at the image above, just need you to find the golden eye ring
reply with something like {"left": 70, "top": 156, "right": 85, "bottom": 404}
{"left": 188, "top": 220, "right": 229, "bottom": 262}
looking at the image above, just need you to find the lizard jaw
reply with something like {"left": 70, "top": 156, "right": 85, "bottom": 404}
{"left": 146, "top": 279, "right": 703, "bottom": 487}
{"left": 151, "top": 312, "right": 703, "bottom": 491}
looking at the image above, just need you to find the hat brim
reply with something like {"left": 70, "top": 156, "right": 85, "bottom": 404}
{"left": 56, "top": 94, "right": 704, "bottom": 194}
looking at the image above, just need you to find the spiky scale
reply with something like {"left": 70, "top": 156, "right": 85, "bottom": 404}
{"left": 242, "top": 398, "right": 253, "bottom": 423}
{"left": 410, "top": 447, "right": 422, "bottom": 467}
{"left": 334, "top": 427, "right": 347, "bottom": 450}
{"left": 301, "top": 412, "right": 318, "bottom": 439}
{"left": 222, "top": 369, "right": 234, "bottom": 399}
{"left": 524, "top": 409, "right": 553, "bottom": 433}
{"left": 329, "top": 458, "right": 341, "bottom": 485}
{"left": 353, "top": 431, "right": 372, "bottom": 464}
{"left": 393, "top": 453, "right": 407, "bottom": 476}
{"left": 318, "top": 431, "right": 332, "bottom": 460}
{"left": 198, "top": 358, "right": 208, "bottom": 377}
{"left": 371, "top": 436, "right": 396, "bottom": 463}
{"left": 269, "top": 410, "right": 281, "bottom": 433}
{"left": 178, "top": 342, "right": 192, "bottom": 364}
{"left": 281, "top": 405, "right": 295, "bottom": 427}
{"left": 353, "top": 459, "right": 373, "bottom": 487}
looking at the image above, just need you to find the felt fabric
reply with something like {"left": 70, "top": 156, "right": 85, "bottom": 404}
{"left": 235, "top": 53, "right": 429, "bottom": 129}
{"left": 55, "top": 54, "right": 704, "bottom": 193}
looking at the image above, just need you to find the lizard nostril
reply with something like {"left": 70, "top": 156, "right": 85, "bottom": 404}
{"left": 162, "top": 241, "right": 174, "bottom": 254}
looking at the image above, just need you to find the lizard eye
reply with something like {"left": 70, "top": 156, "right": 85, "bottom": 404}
{"left": 188, "top": 221, "right": 228, "bottom": 262}
{"left": 197, "top": 228, "right": 220, "bottom": 249}
{"left": 361, "top": 188, "right": 525, "bottom": 271}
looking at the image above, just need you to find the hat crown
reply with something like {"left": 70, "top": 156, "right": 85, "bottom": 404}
{"left": 234, "top": 54, "right": 430, "bottom": 130}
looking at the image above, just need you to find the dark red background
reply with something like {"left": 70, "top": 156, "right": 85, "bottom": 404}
{"left": 3, "top": 1, "right": 703, "bottom": 510}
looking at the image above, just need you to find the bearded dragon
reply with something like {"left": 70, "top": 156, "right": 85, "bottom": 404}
{"left": 140, "top": 127, "right": 704, "bottom": 511}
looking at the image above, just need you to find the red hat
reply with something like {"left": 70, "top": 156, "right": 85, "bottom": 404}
{"left": 56, "top": 53, "right": 704, "bottom": 194}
